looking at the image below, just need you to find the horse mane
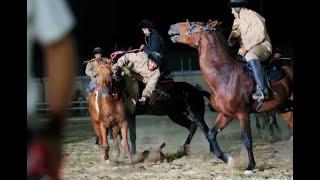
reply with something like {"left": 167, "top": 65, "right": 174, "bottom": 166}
{"left": 212, "top": 28, "right": 237, "bottom": 59}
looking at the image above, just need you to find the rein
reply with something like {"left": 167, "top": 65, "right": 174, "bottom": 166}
{"left": 185, "top": 20, "right": 217, "bottom": 48}
{"left": 110, "top": 49, "right": 140, "bottom": 60}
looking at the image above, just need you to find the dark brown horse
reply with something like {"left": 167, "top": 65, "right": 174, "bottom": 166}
{"left": 107, "top": 52, "right": 215, "bottom": 156}
{"left": 168, "top": 20, "right": 293, "bottom": 171}
{"left": 88, "top": 62, "right": 132, "bottom": 165}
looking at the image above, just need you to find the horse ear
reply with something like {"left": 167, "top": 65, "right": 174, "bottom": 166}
{"left": 186, "top": 19, "right": 192, "bottom": 25}
{"left": 207, "top": 20, "right": 221, "bottom": 29}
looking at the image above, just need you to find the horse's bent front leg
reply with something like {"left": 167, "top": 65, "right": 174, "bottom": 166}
{"left": 119, "top": 120, "right": 133, "bottom": 166}
{"left": 100, "top": 123, "right": 109, "bottom": 160}
{"left": 208, "top": 113, "right": 232, "bottom": 163}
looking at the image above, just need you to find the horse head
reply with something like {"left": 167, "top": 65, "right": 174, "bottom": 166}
{"left": 96, "top": 62, "right": 114, "bottom": 97}
{"left": 168, "top": 19, "right": 221, "bottom": 48}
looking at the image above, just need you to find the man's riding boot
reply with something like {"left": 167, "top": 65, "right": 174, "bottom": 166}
{"left": 248, "top": 59, "right": 273, "bottom": 102}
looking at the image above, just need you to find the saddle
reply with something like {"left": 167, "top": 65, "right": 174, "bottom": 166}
{"left": 238, "top": 56, "right": 286, "bottom": 83}
{"left": 136, "top": 72, "right": 174, "bottom": 105}
{"left": 149, "top": 78, "right": 174, "bottom": 105}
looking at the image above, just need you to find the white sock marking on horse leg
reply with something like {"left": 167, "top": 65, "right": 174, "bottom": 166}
{"left": 95, "top": 91, "right": 99, "bottom": 114}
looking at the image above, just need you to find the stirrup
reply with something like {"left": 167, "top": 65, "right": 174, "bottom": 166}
{"left": 257, "top": 95, "right": 265, "bottom": 102}
{"left": 252, "top": 87, "right": 265, "bottom": 102}
{"left": 262, "top": 88, "right": 275, "bottom": 102}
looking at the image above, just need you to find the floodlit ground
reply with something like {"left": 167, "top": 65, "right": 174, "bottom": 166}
{"left": 61, "top": 109, "right": 293, "bottom": 179}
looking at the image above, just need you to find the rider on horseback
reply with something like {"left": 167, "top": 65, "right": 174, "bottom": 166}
{"left": 139, "top": 19, "right": 167, "bottom": 71}
{"left": 111, "top": 19, "right": 166, "bottom": 113}
{"left": 85, "top": 47, "right": 109, "bottom": 94}
{"left": 228, "top": 0, "right": 273, "bottom": 102}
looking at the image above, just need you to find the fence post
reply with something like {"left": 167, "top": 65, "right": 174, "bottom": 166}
{"left": 181, "top": 57, "right": 185, "bottom": 81}
{"left": 41, "top": 77, "right": 46, "bottom": 103}
{"left": 188, "top": 57, "right": 192, "bottom": 71}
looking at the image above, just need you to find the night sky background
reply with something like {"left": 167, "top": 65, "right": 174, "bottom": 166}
{"left": 32, "top": 0, "right": 293, "bottom": 77}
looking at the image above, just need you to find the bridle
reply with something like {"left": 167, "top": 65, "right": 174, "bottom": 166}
{"left": 95, "top": 64, "right": 113, "bottom": 97}
{"left": 185, "top": 19, "right": 217, "bottom": 48}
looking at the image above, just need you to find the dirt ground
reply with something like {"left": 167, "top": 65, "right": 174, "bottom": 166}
{"left": 61, "top": 110, "right": 293, "bottom": 179}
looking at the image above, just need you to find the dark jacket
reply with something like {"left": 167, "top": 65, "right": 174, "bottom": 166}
{"left": 143, "top": 30, "right": 167, "bottom": 66}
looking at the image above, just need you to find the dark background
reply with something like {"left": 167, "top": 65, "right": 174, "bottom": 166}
{"left": 32, "top": 0, "right": 293, "bottom": 77}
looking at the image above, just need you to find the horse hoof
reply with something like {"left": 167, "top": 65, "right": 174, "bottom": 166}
{"left": 244, "top": 170, "right": 253, "bottom": 175}
{"left": 131, "top": 150, "right": 136, "bottom": 155}
{"left": 177, "top": 145, "right": 187, "bottom": 156}
{"left": 105, "top": 159, "right": 110, "bottom": 164}
{"left": 184, "top": 145, "right": 191, "bottom": 156}
{"left": 227, "top": 155, "right": 234, "bottom": 166}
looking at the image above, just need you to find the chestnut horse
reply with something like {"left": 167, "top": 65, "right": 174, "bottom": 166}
{"left": 168, "top": 20, "right": 293, "bottom": 171}
{"left": 88, "top": 62, "right": 132, "bottom": 165}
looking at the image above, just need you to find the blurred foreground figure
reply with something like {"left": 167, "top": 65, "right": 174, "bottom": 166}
{"left": 27, "top": 0, "right": 76, "bottom": 179}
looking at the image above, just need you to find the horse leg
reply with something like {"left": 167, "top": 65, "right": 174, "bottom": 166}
{"left": 112, "top": 126, "right": 120, "bottom": 157}
{"left": 255, "top": 113, "right": 261, "bottom": 131}
{"left": 119, "top": 120, "right": 133, "bottom": 166}
{"left": 238, "top": 113, "right": 255, "bottom": 171}
{"left": 194, "top": 114, "right": 215, "bottom": 153}
{"left": 108, "top": 126, "right": 113, "bottom": 140}
{"left": 95, "top": 136, "right": 99, "bottom": 146}
{"left": 89, "top": 95, "right": 101, "bottom": 147}
{"left": 270, "top": 111, "right": 280, "bottom": 134}
{"left": 99, "top": 123, "right": 109, "bottom": 160}
{"left": 127, "top": 113, "right": 136, "bottom": 154}
{"left": 183, "top": 121, "right": 197, "bottom": 155}
{"left": 272, "top": 112, "right": 280, "bottom": 132}
{"left": 208, "top": 113, "right": 232, "bottom": 163}
{"left": 91, "top": 120, "right": 102, "bottom": 147}
{"left": 168, "top": 112, "right": 198, "bottom": 155}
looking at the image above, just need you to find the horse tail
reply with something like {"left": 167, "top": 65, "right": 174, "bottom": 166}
{"left": 198, "top": 90, "right": 216, "bottom": 112}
